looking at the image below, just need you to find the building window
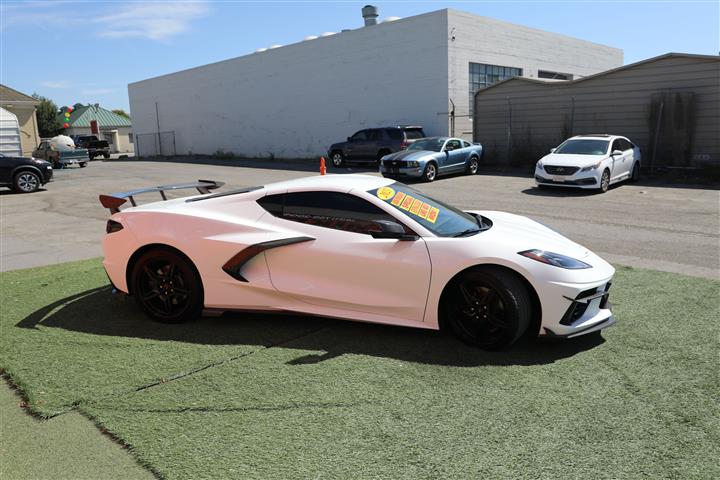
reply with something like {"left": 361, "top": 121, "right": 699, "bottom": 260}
{"left": 469, "top": 62, "right": 522, "bottom": 115}
{"left": 129, "top": 133, "right": 134, "bottom": 144}
{"left": 538, "top": 70, "right": 573, "bottom": 80}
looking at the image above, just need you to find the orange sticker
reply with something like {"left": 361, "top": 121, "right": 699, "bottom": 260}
{"left": 400, "top": 195, "right": 414, "bottom": 211}
{"left": 426, "top": 207, "right": 440, "bottom": 223}
{"left": 390, "top": 191, "right": 406, "bottom": 206}
{"left": 418, "top": 202, "right": 431, "bottom": 219}
{"left": 409, "top": 199, "right": 423, "bottom": 215}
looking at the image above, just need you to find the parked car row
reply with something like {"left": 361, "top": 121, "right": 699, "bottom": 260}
{"left": 329, "top": 128, "right": 641, "bottom": 192}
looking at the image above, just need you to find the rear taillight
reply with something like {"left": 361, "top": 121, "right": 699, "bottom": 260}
{"left": 400, "top": 140, "right": 408, "bottom": 150}
{"left": 106, "top": 220, "right": 123, "bottom": 234}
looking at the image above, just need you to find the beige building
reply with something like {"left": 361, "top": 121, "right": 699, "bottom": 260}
{"left": 0, "top": 85, "right": 40, "bottom": 156}
{"left": 60, "top": 105, "right": 134, "bottom": 154}
{"left": 473, "top": 53, "right": 720, "bottom": 169}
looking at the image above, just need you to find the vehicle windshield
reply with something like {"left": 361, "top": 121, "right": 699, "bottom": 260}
{"left": 368, "top": 183, "right": 483, "bottom": 237}
{"left": 554, "top": 139, "right": 609, "bottom": 155}
{"left": 407, "top": 138, "right": 444, "bottom": 152}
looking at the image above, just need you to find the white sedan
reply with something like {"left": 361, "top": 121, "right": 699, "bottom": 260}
{"left": 100, "top": 175, "right": 615, "bottom": 350}
{"left": 535, "top": 134, "right": 641, "bottom": 192}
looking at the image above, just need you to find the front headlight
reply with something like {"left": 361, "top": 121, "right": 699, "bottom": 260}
{"left": 518, "top": 249, "right": 591, "bottom": 269}
{"left": 536, "top": 161, "right": 544, "bottom": 171}
{"left": 408, "top": 161, "right": 419, "bottom": 168}
{"left": 581, "top": 161, "right": 603, "bottom": 172}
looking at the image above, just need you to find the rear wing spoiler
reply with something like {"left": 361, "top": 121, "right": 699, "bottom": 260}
{"left": 99, "top": 179, "right": 224, "bottom": 214}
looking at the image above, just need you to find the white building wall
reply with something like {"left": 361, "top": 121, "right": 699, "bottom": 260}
{"left": 129, "top": 10, "right": 449, "bottom": 159}
{"left": 447, "top": 9, "right": 623, "bottom": 138}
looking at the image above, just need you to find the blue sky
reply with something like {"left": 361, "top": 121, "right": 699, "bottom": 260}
{"left": 1, "top": 1, "right": 718, "bottom": 111}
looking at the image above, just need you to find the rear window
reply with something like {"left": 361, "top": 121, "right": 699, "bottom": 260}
{"left": 404, "top": 129, "right": 425, "bottom": 140}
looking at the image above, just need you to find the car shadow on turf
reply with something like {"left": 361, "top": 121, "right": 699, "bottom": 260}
{"left": 17, "top": 286, "right": 605, "bottom": 367}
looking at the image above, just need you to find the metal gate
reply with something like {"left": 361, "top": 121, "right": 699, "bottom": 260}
{"left": 135, "top": 131, "right": 176, "bottom": 157}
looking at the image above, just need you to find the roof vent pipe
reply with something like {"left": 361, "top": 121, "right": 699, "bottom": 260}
{"left": 362, "top": 5, "right": 378, "bottom": 26}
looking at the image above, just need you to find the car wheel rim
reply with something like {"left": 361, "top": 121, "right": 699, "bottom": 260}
{"left": 602, "top": 172, "right": 609, "bottom": 190}
{"left": 470, "top": 160, "right": 478, "bottom": 174}
{"left": 137, "top": 260, "right": 191, "bottom": 319}
{"left": 426, "top": 165, "right": 436, "bottom": 180}
{"left": 455, "top": 281, "right": 508, "bottom": 346}
{"left": 332, "top": 154, "right": 342, "bottom": 166}
{"left": 18, "top": 174, "right": 38, "bottom": 192}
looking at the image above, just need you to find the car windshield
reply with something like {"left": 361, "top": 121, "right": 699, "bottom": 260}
{"left": 407, "top": 138, "right": 444, "bottom": 152}
{"left": 368, "top": 183, "right": 482, "bottom": 237}
{"left": 555, "top": 139, "right": 609, "bottom": 155}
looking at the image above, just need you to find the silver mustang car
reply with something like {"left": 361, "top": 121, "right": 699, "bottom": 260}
{"left": 379, "top": 137, "right": 483, "bottom": 182}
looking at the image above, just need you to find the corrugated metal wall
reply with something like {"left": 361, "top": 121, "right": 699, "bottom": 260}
{"left": 473, "top": 55, "right": 720, "bottom": 169}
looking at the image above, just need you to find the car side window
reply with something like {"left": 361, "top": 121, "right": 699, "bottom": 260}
{"left": 350, "top": 131, "right": 367, "bottom": 142}
{"left": 366, "top": 130, "right": 379, "bottom": 141}
{"left": 258, "top": 191, "right": 410, "bottom": 236}
{"left": 611, "top": 140, "right": 622, "bottom": 153}
{"left": 621, "top": 139, "right": 633, "bottom": 151}
{"left": 446, "top": 140, "right": 462, "bottom": 150}
{"left": 386, "top": 129, "right": 402, "bottom": 140}
{"left": 462, "top": 141, "right": 471, "bottom": 148}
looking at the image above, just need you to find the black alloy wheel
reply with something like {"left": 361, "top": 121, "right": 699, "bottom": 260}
{"left": 599, "top": 169, "right": 610, "bottom": 193}
{"left": 132, "top": 249, "right": 203, "bottom": 323}
{"left": 444, "top": 268, "right": 531, "bottom": 350}
{"left": 14, "top": 171, "right": 40, "bottom": 193}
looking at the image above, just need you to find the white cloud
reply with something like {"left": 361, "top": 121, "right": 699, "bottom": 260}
{"left": 81, "top": 88, "right": 115, "bottom": 95}
{"left": 40, "top": 81, "right": 72, "bottom": 89}
{"left": 94, "top": 2, "right": 209, "bottom": 41}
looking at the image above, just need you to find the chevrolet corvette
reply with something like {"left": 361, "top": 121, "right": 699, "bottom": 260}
{"left": 100, "top": 175, "right": 615, "bottom": 350}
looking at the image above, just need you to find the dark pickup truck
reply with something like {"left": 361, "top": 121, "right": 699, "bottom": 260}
{"left": 72, "top": 135, "right": 110, "bottom": 160}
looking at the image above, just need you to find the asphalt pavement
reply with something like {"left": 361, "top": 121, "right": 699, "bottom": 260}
{"left": 1, "top": 158, "right": 717, "bottom": 279}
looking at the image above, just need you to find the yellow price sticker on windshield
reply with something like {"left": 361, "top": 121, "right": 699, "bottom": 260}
{"left": 426, "top": 207, "right": 440, "bottom": 223}
{"left": 377, "top": 187, "right": 395, "bottom": 200}
{"left": 409, "top": 198, "right": 423, "bottom": 215}
{"left": 400, "top": 195, "right": 414, "bottom": 211}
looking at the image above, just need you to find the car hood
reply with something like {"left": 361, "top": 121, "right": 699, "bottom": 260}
{"left": 384, "top": 150, "right": 436, "bottom": 161}
{"left": 541, "top": 153, "right": 608, "bottom": 167}
{"left": 470, "top": 210, "right": 591, "bottom": 261}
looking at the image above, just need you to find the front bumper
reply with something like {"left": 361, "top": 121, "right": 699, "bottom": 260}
{"left": 535, "top": 168, "right": 600, "bottom": 189}
{"left": 379, "top": 164, "right": 424, "bottom": 178}
{"left": 538, "top": 279, "right": 615, "bottom": 338}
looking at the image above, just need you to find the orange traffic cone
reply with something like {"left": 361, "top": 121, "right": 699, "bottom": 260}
{"left": 320, "top": 157, "right": 326, "bottom": 175}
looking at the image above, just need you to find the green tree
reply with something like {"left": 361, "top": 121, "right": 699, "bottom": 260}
{"left": 112, "top": 109, "right": 131, "bottom": 119}
{"left": 32, "top": 94, "right": 63, "bottom": 138}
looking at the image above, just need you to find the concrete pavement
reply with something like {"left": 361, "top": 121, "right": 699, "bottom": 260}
{"left": 1, "top": 159, "right": 717, "bottom": 279}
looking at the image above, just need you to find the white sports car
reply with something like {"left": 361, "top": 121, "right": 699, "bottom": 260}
{"left": 100, "top": 175, "right": 615, "bottom": 350}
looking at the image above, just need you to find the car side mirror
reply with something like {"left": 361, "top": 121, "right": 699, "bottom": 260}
{"left": 611, "top": 150, "right": 623, "bottom": 156}
{"left": 371, "top": 220, "right": 417, "bottom": 241}
{"left": 550, "top": 148, "right": 556, "bottom": 153}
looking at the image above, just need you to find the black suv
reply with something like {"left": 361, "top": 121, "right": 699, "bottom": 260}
{"left": 328, "top": 126, "right": 425, "bottom": 167}
{"left": 0, "top": 152, "right": 53, "bottom": 193}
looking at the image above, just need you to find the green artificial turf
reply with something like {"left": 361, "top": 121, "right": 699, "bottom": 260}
{"left": 0, "top": 258, "right": 718, "bottom": 479}
{"left": 0, "top": 381, "right": 154, "bottom": 480}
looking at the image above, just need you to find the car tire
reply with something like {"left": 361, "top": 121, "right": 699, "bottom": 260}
{"left": 423, "top": 162, "right": 438, "bottom": 182}
{"left": 599, "top": 169, "right": 610, "bottom": 193}
{"left": 330, "top": 151, "right": 345, "bottom": 168}
{"left": 442, "top": 267, "right": 531, "bottom": 350}
{"left": 630, "top": 162, "right": 640, "bottom": 182}
{"left": 131, "top": 248, "right": 204, "bottom": 324}
{"left": 466, "top": 156, "right": 479, "bottom": 175}
{"left": 103, "top": 153, "right": 110, "bottom": 159}
{"left": 79, "top": 162, "right": 87, "bottom": 168}
{"left": 13, "top": 171, "right": 41, "bottom": 193}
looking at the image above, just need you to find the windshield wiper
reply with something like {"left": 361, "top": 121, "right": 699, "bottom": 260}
{"left": 453, "top": 228, "right": 482, "bottom": 237}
